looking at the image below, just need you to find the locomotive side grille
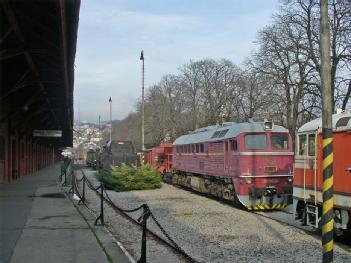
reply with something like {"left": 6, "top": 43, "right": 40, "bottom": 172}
{"left": 264, "top": 166, "right": 278, "bottom": 173}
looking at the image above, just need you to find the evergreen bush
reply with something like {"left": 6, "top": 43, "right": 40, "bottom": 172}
{"left": 97, "top": 163, "right": 162, "bottom": 191}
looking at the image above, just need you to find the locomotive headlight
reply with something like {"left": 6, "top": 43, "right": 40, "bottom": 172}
{"left": 263, "top": 120, "right": 274, "bottom": 131}
{"left": 245, "top": 178, "right": 252, "bottom": 184}
{"left": 287, "top": 177, "right": 293, "bottom": 183}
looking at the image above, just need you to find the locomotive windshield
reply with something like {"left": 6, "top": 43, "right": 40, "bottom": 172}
{"left": 245, "top": 133, "right": 290, "bottom": 150}
{"left": 271, "top": 134, "right": 289, "bottom": 150}
{"left": 245, "top": 134, "right": 267, "bottom": 149}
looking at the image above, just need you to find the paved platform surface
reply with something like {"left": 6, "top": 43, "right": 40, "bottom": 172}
{"left": 0, "top": 164, "right": 131, "bottom": 263}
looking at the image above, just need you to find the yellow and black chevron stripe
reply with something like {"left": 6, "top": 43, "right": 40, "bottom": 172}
{"left": 245, "top": 203, "right": 288, "bottom": 210}
{"left": 322, "top": 129, "right": 334, "bottom": 263}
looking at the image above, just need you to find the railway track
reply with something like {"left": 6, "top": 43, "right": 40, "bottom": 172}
{"left": 252, "top": 210, "right": 351, "bottom": 251}
{"left": 172, "top": 182, "right": 351, "bottom": 250}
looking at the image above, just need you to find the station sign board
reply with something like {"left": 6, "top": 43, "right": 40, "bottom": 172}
{"left": 33, "top": 130, "right": 62, "bottom": 138}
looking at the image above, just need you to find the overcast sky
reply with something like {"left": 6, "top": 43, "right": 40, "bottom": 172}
{"left": 74, "top": 0, "right": 279, "bottom": 123}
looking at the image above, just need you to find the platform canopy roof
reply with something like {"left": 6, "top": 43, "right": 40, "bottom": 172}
{"left": 0, "top": 0, "right": 80, "bottom": 146}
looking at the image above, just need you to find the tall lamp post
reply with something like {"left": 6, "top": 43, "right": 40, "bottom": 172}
{"left": 140, "top": 50, "right": 145, "bottom": 154}
{"left": 109, "top": 97, "right": 112, "bottom": 142}
{"left": 98, "top": 115, "right": 101, "bottom": 147}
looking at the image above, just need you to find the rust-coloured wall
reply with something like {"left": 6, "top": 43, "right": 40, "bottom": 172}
{"left": 0, "top": 121, "right": 57, "bottom": 184}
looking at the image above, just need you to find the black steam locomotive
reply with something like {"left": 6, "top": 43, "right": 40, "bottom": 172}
{"left": 99, "top": 140, "right": 138, "bottom": 169}
{"left": 86, "top": 149, "right": 99, "bottom": 168}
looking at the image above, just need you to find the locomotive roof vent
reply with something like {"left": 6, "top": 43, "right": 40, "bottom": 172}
{"left": 220, "top": 122, "right": 236, "bottom": 127}
{"left": 263, "top": 119, "right": 274, "bottom": 131}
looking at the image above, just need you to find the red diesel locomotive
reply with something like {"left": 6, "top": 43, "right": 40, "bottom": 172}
{"left": 172, "top": 120, "right": 294, "bottom": 210}
{"left": 293, "top": 111, "right": 351, "bottom": 232}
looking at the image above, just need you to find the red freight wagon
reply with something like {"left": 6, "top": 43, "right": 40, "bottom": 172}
{"left": 144, "top": 141, "right": 173, "bottom": 175}
{"left": 172, "top": 120, "right": 294, "bottom": 210}
{"left": 293, "top": 111, "right": 351, "bottom": 233}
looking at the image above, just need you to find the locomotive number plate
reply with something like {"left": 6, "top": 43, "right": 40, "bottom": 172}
{"left": 262, "top": 179, "right": 279, "bottom": 183}
{"left": 264, "top": 166, "right": 277, "bottom": 173}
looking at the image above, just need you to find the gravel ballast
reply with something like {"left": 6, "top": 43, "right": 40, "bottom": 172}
{"left": 79, "top": 169, "right": 351, "bottom": 263}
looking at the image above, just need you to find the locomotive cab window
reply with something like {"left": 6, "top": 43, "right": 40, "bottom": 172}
{"left": 245, "top": 134, "right": 267, "bottom": 150}
{"left": 298, "top": 134, "right": 307, "bottom": 156}
{"left": 271, "top": 134, "right": 289, "bottom": 150}
{"left": 308, "top": 134, "right": 316, "bottom": 156}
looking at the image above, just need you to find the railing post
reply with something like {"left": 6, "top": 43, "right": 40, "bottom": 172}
{"left": 69, "top": 170, "right": 75, "bottom": 194}
{"left": 94, "top": 182, "right": 104, "bottom": 226}
{"left": 63, "top": 167, "right": 67, "bottom": 186}
{"left": 78, "top": 175, "right": 86, "bottom": 205}
{"left": 60, "top": 165, "right": 63, "bottom": 182}
{"left": 138, "top": 204, "right": 150, "bottom": 263}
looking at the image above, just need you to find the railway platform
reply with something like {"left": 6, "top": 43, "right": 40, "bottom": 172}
{"left": 0, "top": 164, "right": 131, "bottom": 263}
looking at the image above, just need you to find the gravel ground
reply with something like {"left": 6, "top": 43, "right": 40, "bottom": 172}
{"left": 78, "top": 169, "right": 351, "bottom": 263}
{"left": 75, "top": 169, "right": 184, "bottom": 263}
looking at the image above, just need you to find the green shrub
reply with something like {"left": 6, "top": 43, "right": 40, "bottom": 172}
{"left": 97, "top": 163, "right": 162, "bottom": 191}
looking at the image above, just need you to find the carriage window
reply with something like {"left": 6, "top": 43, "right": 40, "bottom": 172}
{"left": 200, "top": 144, "right": 204, "bottom": 152}
{"left": 0, "top": 136, "right": 5, "bottom": 160}
{"left": 245, "top": 134, "right": 267, "bottom": 150}
{"left": 191, "top": 144, "right": 194, "bottom": 153}
{"left": 298, "top": 134, "right": 307, "bottom": 156}
{"left": 196, "top": 144, "right": 199, "bottom": 153}
{"left": 230, "top": 140, "right": 237, "bottom": 151}
{"left": 308, "top": 134, "right": 316, "bottom": 156}
{"left": 225, "top": 141, "right": 229, "bottom": 152}
{"left": 271, "top": 134, "right": 289, "bottom": 150}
